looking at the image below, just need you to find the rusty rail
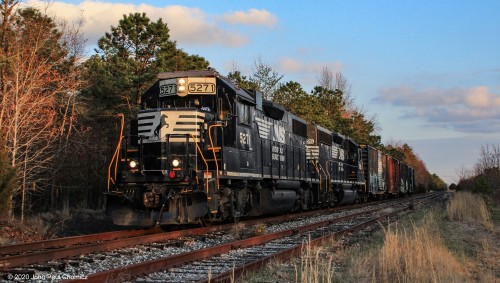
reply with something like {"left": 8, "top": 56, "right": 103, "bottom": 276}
{"left": 204, "top": 207, "right": 407, "bottom": 283}
{"left": 65, "top": 197, "right": 432, "bottom": 283}
{"left": 0, "top": 228, "right": 160, "bottom": 257}
{"left": 0, "top": 193, "right": 435, "bottom": 273}
{"left": 205, "top": 193, "right": 443, "bottom": 283}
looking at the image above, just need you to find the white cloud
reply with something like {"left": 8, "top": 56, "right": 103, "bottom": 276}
{"left": 271, "top": 58, "right": 343, "bottom": 90}
{"left": 278, "top": 58, "right": 343, "bottom": 74}
{"left": 23, "top": 0, "right": 259, "bottom": 48}
{"left": 465, "top": 86, "right": 499, "bottom": 108}
{"left": 375, "top": 85, "right": 500, "bottom": 133}
{"left": 223, "top": 9, "right": 277, "bottom": 27}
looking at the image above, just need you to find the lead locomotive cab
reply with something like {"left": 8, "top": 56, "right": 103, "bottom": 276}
{"left": 107, "top": 69, "right": 231, "bottom": 226}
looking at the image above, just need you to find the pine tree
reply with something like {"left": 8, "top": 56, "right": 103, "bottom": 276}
{"left": 83, "top": 12, "right": 210, "bottom": 115}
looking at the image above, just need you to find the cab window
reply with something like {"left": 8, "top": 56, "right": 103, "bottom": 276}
{"left": 238, "top": 103, "right": 252, "bottom": 126}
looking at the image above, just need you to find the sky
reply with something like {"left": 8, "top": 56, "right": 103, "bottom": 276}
{"left": 22, "top": 0, "right": 500, "bottom": 184}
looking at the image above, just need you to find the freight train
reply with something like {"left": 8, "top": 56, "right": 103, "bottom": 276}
{"left": 106, "top": 69, "right": 415, "bottom": 226}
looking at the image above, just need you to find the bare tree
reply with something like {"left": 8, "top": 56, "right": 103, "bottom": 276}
{"left": 456, "top": 165, "right": 474, "bottom": 181}
{"left": 318, "top": 67, "right": 355, "bottom": 112}
{"left": 250, "top": 56, "right": 284, "bottom": 100}
{"left": 474, "top": 143, "right": 500, "bottom": 174}
{"left": 0, "top": 1, "right": 85, "bottom": 220}
{"left": 473, "top": 143, "right": 500, "bottom": 192}
{"left": 317, "top": 67, "right": 381, "bottom": 144}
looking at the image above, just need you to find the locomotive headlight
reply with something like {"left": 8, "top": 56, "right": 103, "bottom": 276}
{"left": 172, "top": 158, "right": 181, "bottom": 167}
{"left": 177, "top": 78, "right": 187, "bottom": 96}
{"left": 129, "top": 160, "right": 138, "bottom": 168}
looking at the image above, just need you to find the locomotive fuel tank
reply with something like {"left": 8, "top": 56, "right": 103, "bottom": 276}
{"left": 336, "top": 185, "right": 359, "bottom": 205}
{"left": 247, "top": 188, "right": 297, "bottom": 216}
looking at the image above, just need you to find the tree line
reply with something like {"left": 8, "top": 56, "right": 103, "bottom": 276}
{"left": 0, "top": 1, "right": 441, "bottom": 220}
{"left": 454, "top": 144, "right": 500, "bottom": 204}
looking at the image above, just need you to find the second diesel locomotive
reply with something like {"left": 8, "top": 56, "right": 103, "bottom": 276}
{"left": 106, "top": 69, "right": 415, "bottom": 226}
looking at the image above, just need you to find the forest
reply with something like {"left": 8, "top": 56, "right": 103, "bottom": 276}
{"left": 0, "top": 1, "right": 453, "bottom": 222}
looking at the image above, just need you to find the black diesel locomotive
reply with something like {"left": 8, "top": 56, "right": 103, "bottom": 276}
{"left": 106, "top": 69, "right": 415, "bottom": 226}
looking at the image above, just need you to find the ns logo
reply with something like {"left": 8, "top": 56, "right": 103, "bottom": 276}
{"left": 273, "top": 125, "right": 285, "bottom": 143}
{"left": 153, "top": 114, "right": 169, "bottom": 138}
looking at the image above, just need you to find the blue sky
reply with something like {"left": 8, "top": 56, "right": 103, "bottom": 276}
{"left": 24, "top": 0, "right": 500, "bottom": 184}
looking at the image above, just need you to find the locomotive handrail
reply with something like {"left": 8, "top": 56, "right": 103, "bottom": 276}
{"left": 317, "top": 162, "right": 329, "bottom": 192}
{"left": 310, "top": 159, "right": 322, "bottom": 192}
{"left": 208, "top": 124, "right": 223, "bottom": 188}
{"left": 107, "top": 113, "right": 124, "bottom": 192}
{"left": 190, "top": 133, "right": 210, "bottom": 194}
{"left": 208, "top": 124, "right": 223, "bottom": 191}
{"left": 324, "top": 160, "right": 331, "bottom": 192}
{"left": 360, "top": 161, "right": 367, "bottom": 193}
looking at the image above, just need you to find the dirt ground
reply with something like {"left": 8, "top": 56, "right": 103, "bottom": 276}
{"left": 0, "top": 220, "right": 45, "bottom": 245}
{"left": 0, "top": 210, "right": 122, "bottom": 245}
{"left": 445, "top": 220, "right": 499, "bottom": 282}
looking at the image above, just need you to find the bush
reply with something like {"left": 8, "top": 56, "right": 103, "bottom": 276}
{"left": 474, "top": 176, "right": 493, "bottom": 195}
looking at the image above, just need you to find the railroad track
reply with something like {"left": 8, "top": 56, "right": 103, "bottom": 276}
{"left": 0, "top": 194, "right": 415, "bottom": 268}
{"left": 0, "top": 193, "right": 440, "bottom": 282}
{"left": 82, "top": 193, "right": 441, "bottom": 283}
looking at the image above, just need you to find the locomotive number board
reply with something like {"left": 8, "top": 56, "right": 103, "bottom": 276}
{"left": 159, "top": 77, "right": 216, "bottom": 97}
{"left": 159, "top": 82, "right": 177, "bottom": 96}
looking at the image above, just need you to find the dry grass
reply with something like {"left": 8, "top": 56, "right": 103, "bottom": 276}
{"left": 0, "top": 236, "right": 10, "bottom": 245}
{"left": 294, "top": 236, "right": 335, "bottom": 283}
{"left": 375, "top": 212, "right": 467, "bottom": 282}
{"left": 238, "top": 194, "right": 499, "bottom": 283}
{"left": 25, "top": 210, "right": 71, "bottom": 237}
{"left": 444, "top": 219, "right": 499, "bottom": 282}
{"left": 230, "top": 222, "right": 246, "bottom": 239}
{"left": 447, "top": 191, "right": 492, "bottom": 229}
{"left": 252, "top": 222, "right": 267, "bottom": 236}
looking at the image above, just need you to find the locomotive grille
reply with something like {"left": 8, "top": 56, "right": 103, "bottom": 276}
{"left": 138, "top": 110, "right": 205, "bottom": 143}
{"left": 306, "top": 145, "right": 319, "bottom": 160}
{"left": 255, "top": 116, "right": 272, "bottom": 139}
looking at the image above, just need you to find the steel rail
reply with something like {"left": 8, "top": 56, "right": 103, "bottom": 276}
{"left": 64, "top": 197, "right": 429, "bottom": 283}
{"left": 0, "top": 228, "right": 161, "bottom": 257}
{"left": 204, "top": 193, "right": 443, "bottom": 283}
{"left": 204, "top": 209, "right": 403, "bottom": 283}
{"left": 0, "top": 193, "right": 435, "bottom": 271}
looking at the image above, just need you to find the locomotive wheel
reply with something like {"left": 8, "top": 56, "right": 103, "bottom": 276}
{"left": 201, "top": 217, "right": 214, "bottom": 227}
{"left": 200, "top": 211, "right": 218, "bottom": 226}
